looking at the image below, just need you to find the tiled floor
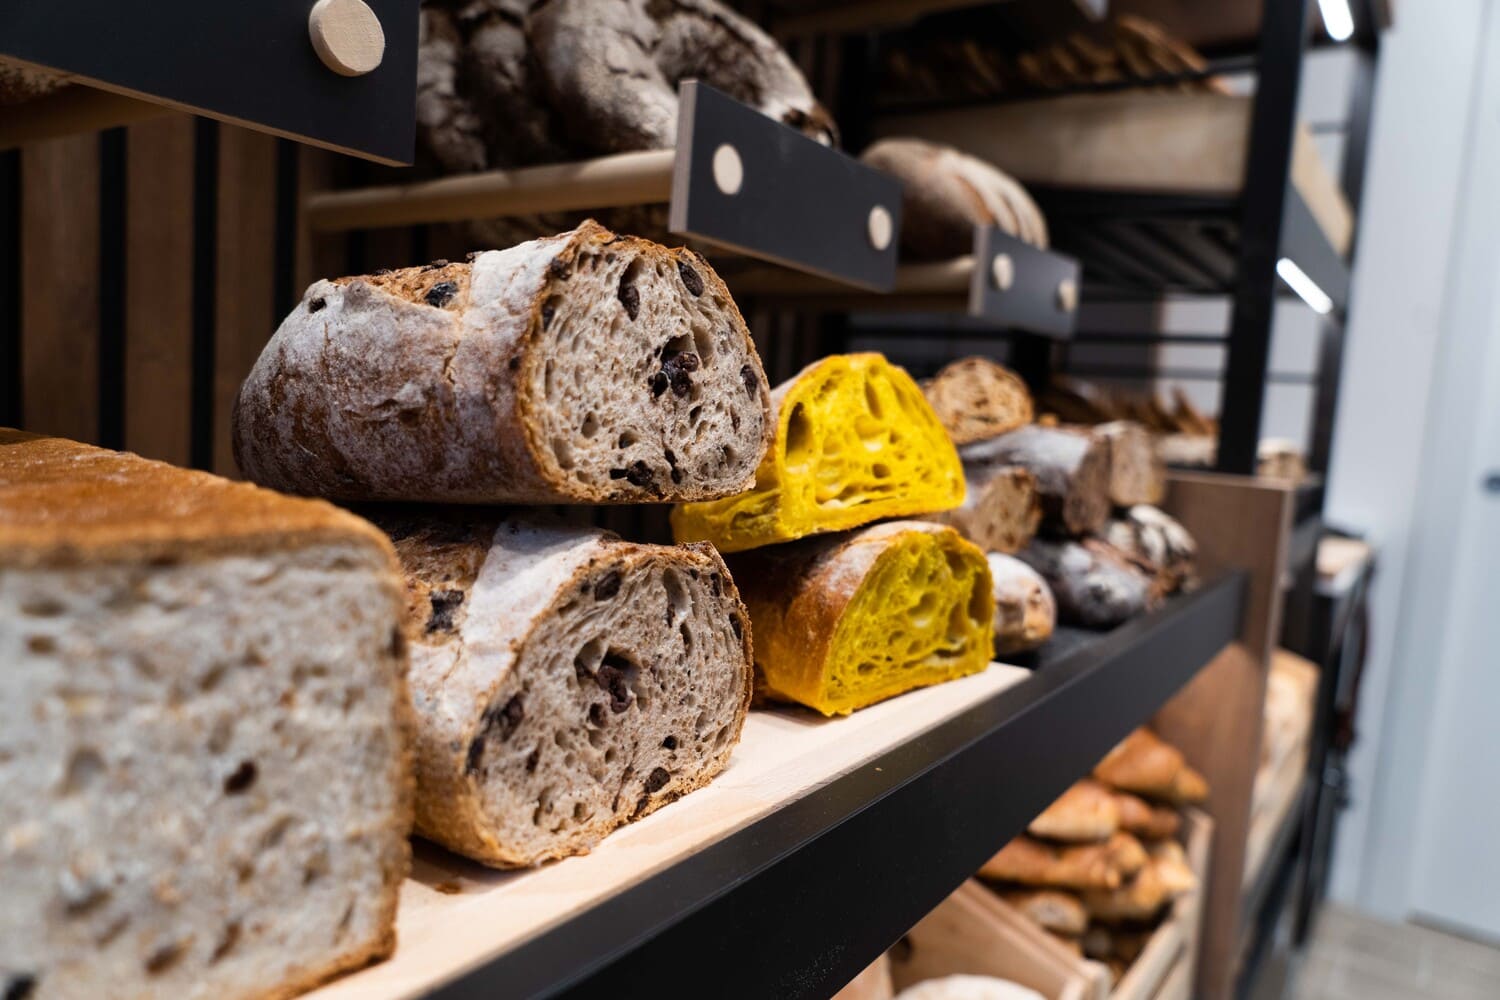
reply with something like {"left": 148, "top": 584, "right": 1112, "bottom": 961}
{"left": 1293, "top": 904, "right": 1500, "bottom": 999}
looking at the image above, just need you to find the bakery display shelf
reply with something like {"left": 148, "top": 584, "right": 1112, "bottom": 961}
{"left": 302, "top": 572, "right": 1245, "bottom": 1000}
{"left": 0, "top": 0, "right": 420, "bottom": 164}
{"left": 304, "top": 82, "right": 904, "bottom": 292}
{"left": 724, "top": 226, "right": 1082, "bottom": 338}
{"left": 1240, "top": 767, "right": 1311, "bottom": 932}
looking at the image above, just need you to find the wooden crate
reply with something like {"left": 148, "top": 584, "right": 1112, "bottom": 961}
{"left": 889, "top": 810, "right": 1212, "bottom": 1000}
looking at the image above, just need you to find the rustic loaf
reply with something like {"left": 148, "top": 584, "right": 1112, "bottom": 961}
{"left": 961, "top": 426, "right": 1111, "bottom": 537}
{"left": 861, "top": 139, "right": 1049, "bottom": 258}
{"left": 728, "top": 521, "right": 993, "bottom": 716}
{"left": 1093, "top": 420, "right": 1165, "bottom": 506}
{"left": 673, "top": 354, "right": 965, "bottom": 553}
{"left": 235, "top": 220, "right": 772, "bottom": 504}
{"left": 987, "top": 553, "right": 1055, "bottom": 656}
{"left": 529, "top": 0, "right": 836, "bottom": 154}
{"left": 1103, "top": 505, "right": 1197, "bottom": 593}
{"left": 921, "top": 356, "right": 1035, "bottom": 446}
{"left": 932, "top": 466, "right": 1040, "bottom": 556}
{"left": 386, "top": 514, "right": 752, "bottom": 867}
{"left": 1018, "top": 538, "right": 1159, "bottom": 628}
{"left": 0, "top": 431, "right": 412, "bottom": 1000}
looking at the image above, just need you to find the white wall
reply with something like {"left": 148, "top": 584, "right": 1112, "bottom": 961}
{"left": 1322, "top": 0, "right": 1489, "bottom": 917}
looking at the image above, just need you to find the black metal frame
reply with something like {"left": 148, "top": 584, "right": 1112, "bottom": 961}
{"left": 425, "top": 574, "right": 1245, "bottom": 1000}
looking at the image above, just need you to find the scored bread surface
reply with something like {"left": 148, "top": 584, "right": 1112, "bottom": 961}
{"left": 672, "top": 353, "right": 965, "bottom": 553}
{"left": 0, "top": 431, "right": 413, "bottom": 1000}
{"left": 385, "top": 515, "right": 753, "bottom": 867}
{"left": 728, "top": 521, "right": 993, "bottom": 716}
{"left": 234, "top": 220, "right": 772, "bottom": 504}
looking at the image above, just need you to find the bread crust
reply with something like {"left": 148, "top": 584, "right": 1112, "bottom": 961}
{"left": 0, "top": 429, "right": 397, "bottom": 570}
{"left": 388, "top": 515, "right": 754, "bottom": 866}
{"left": 233, "top": 221, "right": 771, "bottom": 504}
{"left": 921, "top": 356, "right": 1035, "bottom": 446}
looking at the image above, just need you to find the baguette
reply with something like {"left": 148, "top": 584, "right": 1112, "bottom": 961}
{"left": 235, "top": 220, "right": 772, "bottom": 505}
{"left": 385, "top": 514, "right": 753, "bottom": 867}
{"left": 728, "top": 521, "right": 993, "bottom": 716}
{"left": 0, "top": 431, "right": 412, "bottom": 1000}
{"left": 673, "top": 354, "right": 965, "bottom": 553}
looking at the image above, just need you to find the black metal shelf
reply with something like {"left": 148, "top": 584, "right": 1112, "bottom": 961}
{"left": 425, "top": 572, "right": 1245, "bottom": 1000}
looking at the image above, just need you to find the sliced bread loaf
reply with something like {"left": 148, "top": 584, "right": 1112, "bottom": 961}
{"left": 728, "top": 521, "right": 993, "bottom": 716}
{"left": 931, "top": 465, "right": 1040, "bottom": 555}
{"left": 987, "top": 553, "right": 1055, "bottom": 656}
{"left": 1093, "top": 420, "right": 1165, "bottom": 506}
{"left": 383, "top": 515, "right": 753, "bottom": 867}
{"left": 0, "top": 431, "right": 412, "bottom": 1000}
{"left": 962, "top": 425, "right": 1111, "bottom": 537}
{"left": 921, "top": 357, "right": 1034, "bottom": 447}
{"left": 672, "top": 353, "right": 965, "bottom": 553}
{"left": 234, "top": 220, "right": 772, "bottom": 504}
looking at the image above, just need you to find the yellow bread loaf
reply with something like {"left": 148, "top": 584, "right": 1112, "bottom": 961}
{"left": 671, "top": 354, "right": 965, "bottom": 552}
{"left": 728, "top": 521, "right": 993, "bottom": 716}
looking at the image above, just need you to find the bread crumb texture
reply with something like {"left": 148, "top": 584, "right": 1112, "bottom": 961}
{"left": 736, "top": 521, "right": 994, "bottom": 716}
{"left": 671, "top": 354, "right": 965, "bottom": 552}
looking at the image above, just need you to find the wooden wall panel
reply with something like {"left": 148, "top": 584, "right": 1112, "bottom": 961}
{"left": 213, "top": 127, "right": 277, "bottom": 477}
{"left": 21, "top": 134, "right": 99, "bottom": 443}
{"left": 124, "top": 115, "right": 194, "bottom": 465}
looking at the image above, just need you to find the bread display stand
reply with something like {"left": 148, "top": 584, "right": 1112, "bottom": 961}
{"left": 889, "top": 810, "right": 1210, "bottom": 1000}
{"left": 727, "top": 225, "right": 1082, "bottom": 337}
{"left": 1241, "top": 739, "right": 1309, "bottom": 896}
{"left": 291, "top": 577, "right": 1241, "bottom": 998}
{"left": 305, "top": 81, "right": 903, "bottom": 291}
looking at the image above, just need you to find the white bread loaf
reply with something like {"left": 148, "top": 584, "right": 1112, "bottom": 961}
{"left": 0, "top": 431, "right": 412, "bottom": 1000}
{"left": 384, "top": 515, "right": 753, "bottom": 867}
{"left": 234, "top": 220, "right": 772, "bottom": 505}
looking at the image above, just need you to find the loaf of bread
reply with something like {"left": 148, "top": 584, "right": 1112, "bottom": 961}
{"left": 0, "top": 431, "right": 412, "bottom": 1000}
{"left": 1093, "top": 728, "right": 1208, "bottom": 805}
{"left": 861, "top": 139, "right": 1048, "bottom": 258}
{"left": 997, "top": 888, "right": 1088, "bottom": 937}
{"left": 385, "top": 514, "right": 752, "bottom": 867}
{"left": 673, "top": 354, "right": 965, "bottom": 553}
{"left": 980, "top": 836, "right": 1122, "bottom": 891}
{"left": 728, "top": 521, "right": 992, "bottom": 716}
{"left": 987, "top": 553, "right": 1055, "bottom": 656}
{"left": 1018, "top": 538, "right": 1159, "bottom": 628}
{"left": 235, "top": 221, "right": 771, "bottom": 504}
{"left": 1027, "top": 779, "right": 1118, "bottom": 843}
{"left": 933, "top": 466, "right": 1040, "bottom": 556}
{"left": 530, "top": 0, "right": 836, "bottom": 154}
{"left": 1094, "top": 420, "right": 1165, "bottom": 506}
{"left": 894, "top": 976, "right": 1045, "bottom": 1000}
{"left": 1112, "top": 791, "right": 1182, "bottom": 840}
{"left": 921, "top": 357, "right": 1034, "bottom": 446}
{"left": 1104, "top": 505, "right": 1197, "bottom": 593}
{"left": 961, "top": 426, "right": 1111, "bottom": 537}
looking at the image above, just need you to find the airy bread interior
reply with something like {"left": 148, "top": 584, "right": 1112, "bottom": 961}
{"left": 0, "top": 545, "right": 409, "bottom": 1000}
{"left": 672, "top": 353, "right": 965, "bottom": 552}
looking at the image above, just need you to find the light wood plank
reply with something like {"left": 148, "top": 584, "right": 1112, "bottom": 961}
{"left": 304, "top": 664, "right": 1031, "bottom": 1000}
{"left": 21, "top": 134, "right": 99, "bottom": 443}
{"left": 123, "top": 115, "right": 194, "bottom": 465}
{"left": 213, "top": 127, "right": 277, "bottom": 477}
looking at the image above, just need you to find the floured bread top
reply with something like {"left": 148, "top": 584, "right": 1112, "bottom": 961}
{"left": 0, "top": 430, "right": 393, "bottom": 568}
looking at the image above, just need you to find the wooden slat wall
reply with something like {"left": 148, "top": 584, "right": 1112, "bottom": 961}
{"left": 124, "top": 116, "right": 194, "bottom": 467}
{"left": 21, "top": 134, "right": 99, "bottom": 444}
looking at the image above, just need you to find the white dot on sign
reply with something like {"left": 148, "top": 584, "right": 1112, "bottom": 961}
{"left": 1056, "top": 278, "right": 1079, "bottom": 313}
{"left": 867, "top": 206, "right": 893, "bottom": 251}
{"left": 309, "top": 0, "right": 386, "bottom": 77}
{"left": 991, "top": 253, "right": 1015, "bottom": 291}
{"left": 712, "top": 144, "right": 743, "bottom": 196}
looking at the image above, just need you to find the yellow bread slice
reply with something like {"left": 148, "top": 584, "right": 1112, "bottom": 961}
{"left": 728, "top": 521, "right": 994, "bottom": 716}
{"left": 671, "top": 353, "right": 965, "bottom": 552}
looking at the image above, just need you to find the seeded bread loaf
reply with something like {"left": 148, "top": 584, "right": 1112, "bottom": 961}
{"left": 529, "top": 0, "right": 837, "bottom": 155}
{"left": 921, "top": 357, "right": 1034, "bottom": 446}
{"left": 673, "top": 354, "right": 965, "bottom": 553}
{"left": 728, "top": 521, "right": 993, "bottom": 716}
{"left": 235, "top": 221, "right": 771, "bottom": 504}
{"left": 987, "top": 553, "right": 1054, "bottom": 656}
{"left": 384, "top": 514, "right": 752, "bottom": 867}
{"left": 0, "top": 431, "right": 412, "bottom": 1000}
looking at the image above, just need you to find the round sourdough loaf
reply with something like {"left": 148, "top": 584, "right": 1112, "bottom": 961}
{"left": 383, "top": 514, "right": 753, "bottom": 867}
{"left": 233, "top": 220, "right": 772, "bottom": 504}
{"left": 529, "top": 0, "right": 837, "bottom": 154}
